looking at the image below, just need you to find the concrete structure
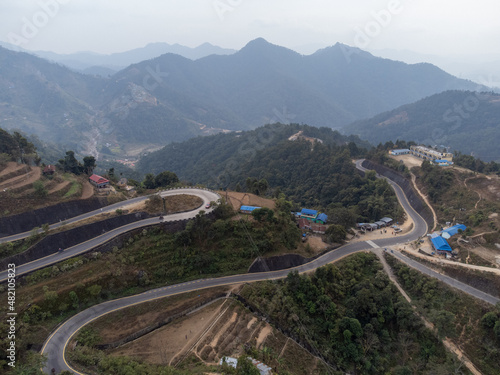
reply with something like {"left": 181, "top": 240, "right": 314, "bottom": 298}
{"left": 410, "top": 145, "right": 453, "bottom": 162}
{"left": 390, "top": 149, "right": 411, "bottom": 156}
{"left": 89, "top": 174, "right": 110, "bottom": 189}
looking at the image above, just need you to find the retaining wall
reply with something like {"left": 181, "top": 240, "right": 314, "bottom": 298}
{"left": 361, "top": 160, "right": 434, "bottom": 230}
{"left": 0, "top": 197, "right": 109, "bottom": 237}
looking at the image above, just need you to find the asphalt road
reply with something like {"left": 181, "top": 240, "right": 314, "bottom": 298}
{"left": 0, "top": 187, "right": 219, "bottom": 244}
{"left": 0, "top": 188, "right": 220, "bottom": 282}
{"left": 36, "top": 162, "right": 498, "bottom": 373}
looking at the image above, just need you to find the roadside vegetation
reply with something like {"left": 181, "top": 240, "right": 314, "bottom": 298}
{"left": 0, "top": 198, "right": 301, "bottom": 373}
{"left": 386, "top": 254, "right": 500, "bottom": 375}
{"left": 241, "top": 253, "right": 466, "bottom": 374}
{"left": 413, "top": 161, "right": 500, "bottom": 265}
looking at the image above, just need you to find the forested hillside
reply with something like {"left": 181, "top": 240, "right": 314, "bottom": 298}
{"left": 242, "top": 253, "right": 464, "bottom": 374}
{"left": 139, "top": 124, "right": 400, "bottom": 223}
{"left": 345, "top": 90, "right": 500, "bottom": 161}
{"left": 0, "top": 39, "right": 487, "bottom": 157}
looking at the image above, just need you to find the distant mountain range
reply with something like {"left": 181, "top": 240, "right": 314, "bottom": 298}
{"left": 344, "top": 90, "right": 500, "bottom": 161}
{"left": 0, "top": 38, "right": 490, "bottom": 159}
{"left": 0, "top": 41, "right": 237, "bottom": 75}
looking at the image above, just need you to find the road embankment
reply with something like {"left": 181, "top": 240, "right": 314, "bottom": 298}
{"left": 361, "top": 160, "right": 434, "bottom": 229}
{"left": 0, "top": 197, "right": 108, "bottom": 237}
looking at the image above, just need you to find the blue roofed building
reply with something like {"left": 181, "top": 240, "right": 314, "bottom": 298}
{"left": 431, "top": 236, "right": 453, "bottom": 254}
{"left": 434, "top": 159, "right": 453, "bottom": 166}
{"left": 240, "top": 205, "right": 261, "bottom": 214}
{"left": 316, "top": 213, "right": 328, "bottom": 224}
{"left": 300, "top": 208, "right": 318, "bottom": 219}
{"left": 442, "top": 224, "right": 467, "bottom": 239}
{"left": 390, "top": 149, "right": 411, "bottom": 156}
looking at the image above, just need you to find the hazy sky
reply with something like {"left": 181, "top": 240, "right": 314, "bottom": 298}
{"left": 1, "top": 0, "right": 500, "bottom": 57}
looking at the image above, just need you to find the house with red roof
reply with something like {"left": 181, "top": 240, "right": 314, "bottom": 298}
{"left": 89, "top": 174, "right": 110, "bottom": 189}
{"left": 43, "top": 165, "right": 56, "bottom": 175}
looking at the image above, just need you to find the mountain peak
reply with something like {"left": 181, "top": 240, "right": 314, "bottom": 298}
{"left": 238, "top": 38, "right": 300, "bottom": 59}
{"left": 241, "top": 37, "right": 273, "bottom": 50}
{"left": 312, "top": 43, "right": 375, "bottom": 60}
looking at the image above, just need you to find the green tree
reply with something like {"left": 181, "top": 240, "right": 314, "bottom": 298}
{"left": 86, "top": 284, "right": 102, "bottom": 299}
{"left": 431, "top": 310, "right": 456, "bottom": 338}
{"left": 83, "top": 156, "right": 96, "bottom": 175}
{"left": 76, "top": 327, "right": 101, "bottom": 348}
{"left": 12, "top": 352, "right": 46, "bottom": 374}
{"left": 252, "top": 207, "right": 275, "bottom": 223}
{"left": 325, "top": 224, "right": 347, "bottom": 243}
{"left": 33, "top": 180, "right": 48, "bottom": 198}
{"left": 69, "top": 291, "right": 79, "bottom": 310}
{"left": 143, "top": 173, "right": 156, "bottom": 189}
{"left": 58, "top": 151, "right": 83, "bottom": 175}
{"left": 236, "top": 355, "right": 260, "bottom": 375}
{"left": 494, "top": 321, "right": 500, "bottom": 340}
{"left": 154, "top": 171, "right": 179, "bottom": 187}
{"left": 481, "top": 311, "right": 499, "bottom": 329}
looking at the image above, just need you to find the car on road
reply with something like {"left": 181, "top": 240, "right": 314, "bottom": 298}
{"left": 205, "top": 203, "right": 211, "bottom": 209}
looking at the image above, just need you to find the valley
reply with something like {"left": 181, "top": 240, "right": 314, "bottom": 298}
{"left": 1, "top": 21, "right": 500, "bottom": 374}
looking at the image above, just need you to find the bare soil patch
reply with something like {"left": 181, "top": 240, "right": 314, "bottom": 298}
{"left": 110, "top": 299, "right": 226, "bottom": 365}
{"left": 144, "top": 194, "right": 203, "bottom": 214}
{"left": 222, "top": 191, "right": 275, "bottom": 211}
{"left": 47, "top": 180, "right": 71, "bottom": 195}
{"left": 467, "top": 175, "right": 500, "bottom": 202}
{"left": 0, "top": 166, "right": 38, "bottom": 189}
{"left": 89, "top": 288, "right": 229, "bottom": 344}
{"left": 0, "top": 162, "right": 25, "bottom": 177}
{"left": 80, "top": 180, "right": 94, "bottom": 199}
{"left": 389, "top": 154, "right": 423, "bottom": 169}
{"left": 306, "top": 235, "right": 328, "bottom": 252}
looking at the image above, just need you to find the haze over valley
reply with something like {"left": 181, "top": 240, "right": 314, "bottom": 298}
{"left": 2, "top": 2, "right": 500, "bottom": 375}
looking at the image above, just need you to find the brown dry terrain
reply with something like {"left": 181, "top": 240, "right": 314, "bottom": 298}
{"left": 0, "top": 163, "right": 94, "bottom": 216}
{"left": 88, "top": 288, "right": 230, "bottom": 345}
{"left": 412, "top": 166, "right": 500, "bottom": 267}
{"left": 389, "top": 154, "right": 423, "bottom": 169}
{"left": 0, "top": 165, "right": 39, "bottom": 189}
{"left": 143, "top": 194, "right": 203, "bottom": 215}
{"left": 221, "top": 191, "right": 275, "bottom": 211}
{"left": 0, "top": 161, "right": 25, "bottom": 177}
{"left": 80, "top": 180, "right": 94, "bottom": 199}
{"left": 104, "top": 295, "right": 325, "bottom": 374}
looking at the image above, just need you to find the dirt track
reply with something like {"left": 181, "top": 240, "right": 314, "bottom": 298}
{"left": 48, "top": 180, "right": 71, "bottom": 194}
{"left": 80, "top": 180, "right": 94, "bottom": 199}
{"left": 0, "top": 162, "right": 25, "bottom": 177}
{"left": 0, "top": 166, "right": 40, "bottom": 190}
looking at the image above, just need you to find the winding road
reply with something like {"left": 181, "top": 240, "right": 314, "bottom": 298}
{"left": 1, "top": 164, "right": 496, "bottom": 373}
{"left": 0, "top": 188, "right": 220, "bottom": 282}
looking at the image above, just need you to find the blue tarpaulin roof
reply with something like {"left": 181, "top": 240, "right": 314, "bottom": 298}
{"left": 240, "top": 206, "right": 261, "bottom": 212}
{"left": 431, "top": 236, "right": 453, "bottom": 252}
{"left": 317, "top": 213, "right": 328, "bottom": 222}
{"left": 301, "top": 209, "right": 318, "bottom": 217}
{"left": 442, "top": 224, "right": 467, "bottom": 237}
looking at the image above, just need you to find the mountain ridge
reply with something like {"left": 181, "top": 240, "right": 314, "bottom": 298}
{"left": 0, "top": 38, "right": 489, "bottom": 159}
